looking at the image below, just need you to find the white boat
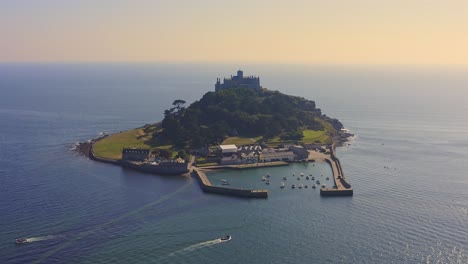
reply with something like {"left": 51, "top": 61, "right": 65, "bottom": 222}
{"left": 15, "top": 238, "right": 29, "bottom": 244}
{"left": 262, "top": 176, "right": 266, "bottom": 181}
{"left": 298, "top": 184, "right": 303, "bottom": 189}
{"left": 280, "top": 182, "right": 285, "bottom": 188}
{"left": 221, "top": 179, "right": 230, "bottom": 185}
{"left": 312, "top": 184, "right": 317, "bottom": 189}
{"left": 322, "top": 184, "right": 326, "bottom": 188}
{"left": 220, "top": 235, "right": 232, "bottom": 242}
{"left": 300, "top": 172, "right": 304, "bottom": 176}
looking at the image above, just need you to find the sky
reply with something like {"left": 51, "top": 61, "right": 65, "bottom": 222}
{"left": 1, "top": 0, "right": 468, "bottom": 64}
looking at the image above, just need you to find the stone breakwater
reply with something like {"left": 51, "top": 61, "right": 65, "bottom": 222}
{"left": 193, "top": 169, "right": 268, "bottom": 198}
{"left": 320, "top": 146, "right": 353, "bottom": 196}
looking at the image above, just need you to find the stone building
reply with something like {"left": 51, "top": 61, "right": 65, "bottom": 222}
{"left": 122, "top": 148, "right": 150, "bottom": 161}
{"left": 215, "top": 70, "right": 261, "bottom": 92}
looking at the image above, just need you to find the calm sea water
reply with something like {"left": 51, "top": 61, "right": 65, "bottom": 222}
{"left": 0, "top": 64, "right": 467, "bottom": 264}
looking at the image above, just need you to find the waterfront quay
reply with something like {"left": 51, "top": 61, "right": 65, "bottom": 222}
{"left": 193, "top": 169, "right": 268, "bottom": 198}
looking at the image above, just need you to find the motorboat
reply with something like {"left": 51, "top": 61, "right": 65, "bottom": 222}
{"left": 261, "top": 176, "right": 266, "bottom": 181}
{"left": 297, "top": 177, "right": 300, "bottom": 180}
{"left": 266, "top": 180, "right": 270, "bottom": 185}
{"left": 283, "top": 176, "right": 287, "bottom": 180}
{"left": 292, "top": 184, "right": 296, "bottom": 189}
{"left": 316, "top": 180, "right": 320, "bottom": 184}
{"left": 322, "top": 184, "right": 326, "bottom": 188}
{"left": 311, "top": 176, "right": 315, "bottom": 180}
{"left": 15, "top": 238, "right": 28, "bottom": 244}
{"left": 309, "top": 174, "right": 312, "bottom": 176}
{"left": 266, "top": 173, "right": 271, "bottom": 178}
{"left": 312, "top": 184, "right": 317, "bottom": 189}
{"left": 220, "top": 235, "right": 232, "bottom": 242}
{"left": 298, "top": 184, "right": 303, "bottom": 189}
{"left": 304, "top": 185, "right": 308, "bottom": 188}
{"left": 280, "top": 182, "right": 285, "bottom": 188}
{"left": 221, "top": 179, "right": 230, "bottom": 185}
{"left": 300, "top": 172, "right": 304, "bottom": 176}
{"left": 306, "top": 176, "right": 309, "bottom": 180}
{"left": 326, "top": 176, "right": 330, "bottom": 180}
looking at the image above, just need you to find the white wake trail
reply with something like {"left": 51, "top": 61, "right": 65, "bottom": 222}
{"left": 168, "top": 238, "right": 225, "bottom": 257}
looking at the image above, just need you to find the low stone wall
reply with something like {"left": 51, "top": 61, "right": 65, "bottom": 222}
{"left": 193, "top": 170, "right": 268, "bottom": 198}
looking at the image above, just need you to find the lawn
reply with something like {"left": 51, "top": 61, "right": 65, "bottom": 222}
{"left": 266, "top": 129, "right": 331, "bottom": 146}
{"left": 222, "top": 136, "right": 262, "bottom": 146}
{"left": 93, "top": 124, "right": 172, "bottom": 160}
{"left": 300, "top": 129, "right": 331, "bottom": 144}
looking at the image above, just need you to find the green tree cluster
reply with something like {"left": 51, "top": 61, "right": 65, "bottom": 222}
{"left": 158, "top": 88, "right": 342, "bottom": 148}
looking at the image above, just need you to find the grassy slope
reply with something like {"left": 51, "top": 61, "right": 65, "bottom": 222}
{"left": 93, "top": 124, "right": 172, "bottom": 160}
{"left": 221, "top": 136, "right": 262, "bottom": 146}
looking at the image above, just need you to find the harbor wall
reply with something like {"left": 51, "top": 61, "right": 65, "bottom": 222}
{"left": 193, "top": 170, "right": 268, "bottom": 198}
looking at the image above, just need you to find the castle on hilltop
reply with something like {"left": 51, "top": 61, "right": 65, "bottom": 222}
{"left": 215, "top": 70, "right": 262, "bottom": 92}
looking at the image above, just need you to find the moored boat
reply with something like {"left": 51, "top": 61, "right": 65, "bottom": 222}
{"left": 292, "top": 184, "right": 296, "bottom": 188}
{"left": 281, "top": 182, "right": 285, "bottom": 188}
{"left": 298, "top": 184, "right": 304, "bottom": 189}
{"left": 312, "top": 184, "right": 317, "bottom": 189}
{"left": 221, "top": 179, "right": 230, "bottom": 185}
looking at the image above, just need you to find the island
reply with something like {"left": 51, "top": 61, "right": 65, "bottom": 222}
{"left": 76, "top": 70, "right": 354, "bottom": 197}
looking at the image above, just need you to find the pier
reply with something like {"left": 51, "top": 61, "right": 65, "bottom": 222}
{"left": 193, "top": 169, "right": 268, "bottom": 198}
{"left": 320, "top": 146, "right": 353, "bottom": 197}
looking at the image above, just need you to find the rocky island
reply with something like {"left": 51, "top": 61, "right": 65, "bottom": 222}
{"left": 76, "top": 70, "right": 353, "bottom": 197}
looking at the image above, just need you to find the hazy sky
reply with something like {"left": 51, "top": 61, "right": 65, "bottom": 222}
{"left": 2, "top": 0, "right": 468, "bottom": 64}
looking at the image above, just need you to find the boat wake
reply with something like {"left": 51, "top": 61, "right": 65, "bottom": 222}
{"left": 168, "top": 238, "right": 226, "bottom": 257}
{"left": 22, "top": 235, "right": 56, "bottom": 243}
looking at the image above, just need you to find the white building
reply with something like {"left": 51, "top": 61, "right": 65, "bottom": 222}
{"left": 259, "top": 148, "right": 294, "bottom": 162}
{"left": 218, "top": 144, "right": 238, "bottom": 155}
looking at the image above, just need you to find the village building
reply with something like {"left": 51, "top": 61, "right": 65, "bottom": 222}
{"left": 122, "top": 148, "right": 150, "bottom": 161}
{"left": 218, "top": 144, "right": 238, "bottom": 156}
{"left": 289, "top": 145, "right": 309, "bottom": 160}
{"left": 259, "top": 148, "right": 294, "bottom": 162}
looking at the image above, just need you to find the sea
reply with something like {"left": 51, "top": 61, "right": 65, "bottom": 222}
{"left": 0, "top": 63, "right": 467, "bottom": 264}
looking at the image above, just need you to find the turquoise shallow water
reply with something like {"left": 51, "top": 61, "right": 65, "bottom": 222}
{"left": 0, "top": 64, "right": 467, "bottom": 263}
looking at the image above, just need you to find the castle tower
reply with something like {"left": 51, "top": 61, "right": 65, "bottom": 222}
{"left": 237, "top": 70, "right": 243, "bottom": 79}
